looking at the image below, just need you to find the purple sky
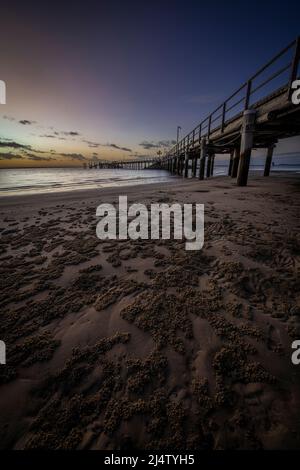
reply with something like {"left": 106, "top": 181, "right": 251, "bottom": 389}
{"left": 0, "top": 0, "right": 300, "bottom": 167}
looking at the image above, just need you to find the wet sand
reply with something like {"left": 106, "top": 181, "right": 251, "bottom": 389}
{"left": 0, "top": 172, "right": 300, "bottom": 450}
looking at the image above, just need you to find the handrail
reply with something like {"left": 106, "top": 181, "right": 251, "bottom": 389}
{"left": 166, "top": 37, "right": 299, "bottom": 158}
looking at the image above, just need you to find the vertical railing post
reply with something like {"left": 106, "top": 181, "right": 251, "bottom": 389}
{"left": 288, "top": 36, "right": 300, "bottom": 100}
{"left": 207, "top": 115, "right": 212, "bottom": 139}
{"left": 221, "top": 102, "right": 226, "bottom": 132}
{"left": 244, "top": 80, "right": 252, "bottom": 110}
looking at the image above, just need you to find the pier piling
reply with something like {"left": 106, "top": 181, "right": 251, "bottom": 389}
{"left": 210, "top": 154, "right": 215, "bottom": 176}
{"left": 231, "top": 146, "right": 241, "bottom": 178}
{"left": 206, "top": 152, "right": 212, "bottom": 178}
{"left": 228, "top": 150, "right": 234, "bottom": 176}
{"left": 264, "top": 144, "right": 275, "bottom": 177}
{"left": 237, "top": 109, "right": 256, "bottom": 186}
{"left": 199, "top": 139, "right": 207, "bottom": 180}
{"left": 184, "top": 154, "right": 189, "bottom": 178}
{"left": 192, "top": 155, "right": 197, "bottom": 177}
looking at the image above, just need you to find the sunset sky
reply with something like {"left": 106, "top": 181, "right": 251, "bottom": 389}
{"left": 0, "top": 0, "right": 300, "bottom": 168}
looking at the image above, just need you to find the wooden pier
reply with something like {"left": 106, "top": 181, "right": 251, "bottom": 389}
{"left": 88, "top": 37, "right": 300, "bottom": 186}
{"left": 87, "top": 158, "right": 164, "bottom": 170}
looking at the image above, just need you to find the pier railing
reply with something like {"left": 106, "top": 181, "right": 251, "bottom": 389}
{"left": 167, "top": 37, "right": 300, "bottom": 157}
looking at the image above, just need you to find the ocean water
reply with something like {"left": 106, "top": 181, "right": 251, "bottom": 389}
{"left": 0, "top": 168, "right": 175, "bottom": 196}
{"left": 211, "top": 163, "right": 300, "bottom": 177}
{"left": 0, "top": 162, "right": 299, "bottom": 197}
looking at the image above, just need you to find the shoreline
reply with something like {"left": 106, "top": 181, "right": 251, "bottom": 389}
{"left": 0, "top": 172, "right": 300, "bottom": 449}
{"left": 0, "top": 170, "right": 298, "bottom": 207}
{"left": 0, "top": 169, "right": 299, "bottom": 204}
{"left": 0, "top": 179, "right": 179, "bottom": 207}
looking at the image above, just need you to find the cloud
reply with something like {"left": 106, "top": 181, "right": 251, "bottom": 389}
{"left": 53, "top": 152, "right": 86, "bottom": 161}
{"left": 82, "top": 140, "right": 131, "bottom": 152}
{"left": 139, "top": 140, "right": 176, "bottom": 150}
{"left": 158, "top": 140, "right": 176, "bottom": 148}
{"left": 0, "top": 149, "right": 55, "bottom": 162}
{"left": 0, "top": 140, "right": 57, "bottom": 161}
{"left": 39, "top": 134, "right": 67, "bottom": 141}
{"left": 27, "top": 154, "right": 56, "bottom": 162}
{"left": 0, "top": 152, "right": 23, "bottom": 160}
{"left": 139, "top": 141, "right": 158, "bottom": 150}
{"left": 2, "top": 115, "right": 131, "bottom": 155}
{"left": 109, "top": 143, "right": 132, "bottom": 152}
{"left": 24, "top": 153, "right": 54, "bottom": 161}
{"left": 3, "top": 115, "right": 15, "bottom": 122}
{"left": 2, "top": 114, "right": 80, "bottom": 137}
{"left": 0, "top": 139, "right": 32, "bottom": 150}
{"left": 54, "top": 131, "right": 80, "bottom": 137}
{"left": 37, "top": 131, "right": 80, "bottom": 141}
{"left": 63, "top": 131, "right": 80, "bottom": 136}
{"left": 19, "top": 119, "right": 36, "bottom": 125}
{"left": 35, "top": 149, "right": 86, "bottom": 162}
{"left": 83, "top": 140, "right": 100, "bottom": 148}
{"left": 3, "top": 116, "right": 36, "bottom": 125}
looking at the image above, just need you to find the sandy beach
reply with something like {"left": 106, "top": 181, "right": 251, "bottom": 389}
{"left": 0, "top": 172, "right": 300, "bottom": 450}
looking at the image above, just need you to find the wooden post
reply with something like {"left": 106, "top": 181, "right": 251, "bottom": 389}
{"left": 210, "top": 154, "right": 215, "bottom": 176}
{"left": 237, "top": 109, "right": 256, "bottom": 186}
{"left": 184, "top": 153, "right": 189, "bottom": 178}
{"left": 264, "top": 144, "right": 275, "bottom": 176}
{"left": 176, "top": 157, "right": 180, "bottom": 175}
{"left": 231, "top": 146, "right": 240, "bottom": 178}
{"left": 198, "top": 138, "right": 207, "bottom": 180}
{"left": 206, "top": 152, "right": 212, "bottom": 178}
{"left": 180, "top": 157, "right": 184, "bottom": 175}
{"left": 228, "top": 150, "right": 234, "bottom": 176}
{"left": 193, "top": 154, "right": 197, "bottom": 177}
